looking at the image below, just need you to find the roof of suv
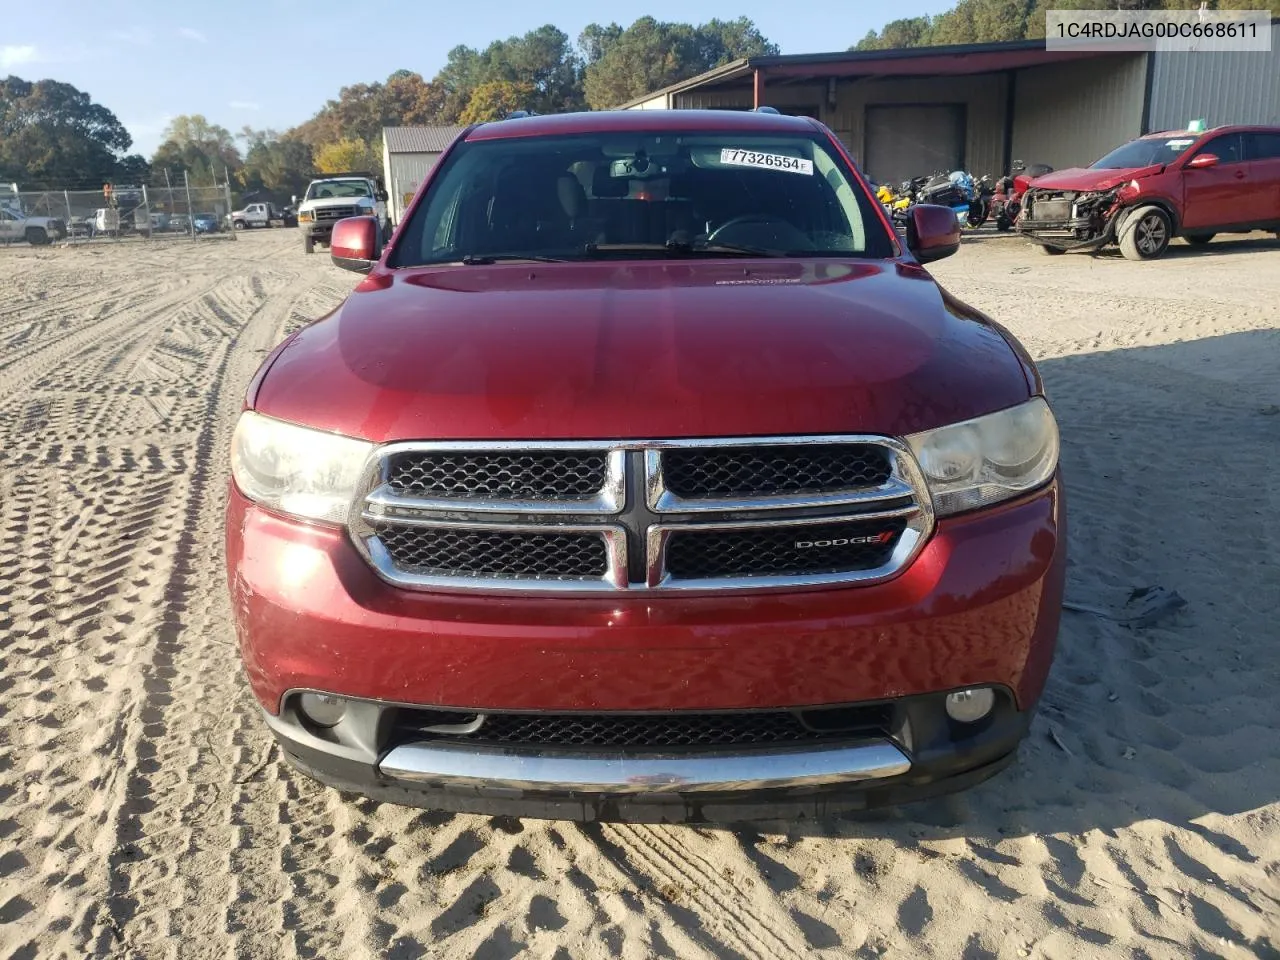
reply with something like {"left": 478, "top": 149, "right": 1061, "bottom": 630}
{"left": 1143, "top": 124, "right": 1280, "bottom": 139}
{"left": 466, "top": 109, "right": 820, "bottom": 142}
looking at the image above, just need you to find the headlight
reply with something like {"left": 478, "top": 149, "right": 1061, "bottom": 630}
{"left": 230, "top": 411, "right": 374, "bottom": 524}
{"left": 299, "top": 210, "right": 313, "bottom": 222}
{"left": 906, "top": 398, "right": 1059, "bottom": 517}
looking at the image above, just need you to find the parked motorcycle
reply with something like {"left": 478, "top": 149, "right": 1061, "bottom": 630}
{"left": 967, "top": 174, "right": 994, "bottom": 228}
{"left": 911, "top": 170, "right": 977, "bottom": 228}
{"left": 991, "top": 161, "right": 1054, "bottom": 232}
{"left": 884, "top": 169, "right": 989, "bottom": 230}
{"left": 875, "top": 181, "right": 914, "bottom": 228}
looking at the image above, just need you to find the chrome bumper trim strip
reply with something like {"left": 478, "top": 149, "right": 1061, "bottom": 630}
{"left": 378, "top": 740, "right": 911, "bottom": 794}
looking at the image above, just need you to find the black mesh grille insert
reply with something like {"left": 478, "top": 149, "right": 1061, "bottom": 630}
{"left": 374, "top": 523, "right": 608, "bottom": 580}
{"left": 393, "top": 706, "right": 894, "bottom": 749}
{"left": 387, "top": 451, "right": 608, "bottom": 501}
{"left": 662, "top": 444, "right": 893, "bottom": 499}
{"left": 666, "top": 518, "right": 906, "bottom": 580}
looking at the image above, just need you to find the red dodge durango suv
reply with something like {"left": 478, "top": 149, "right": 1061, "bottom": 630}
{"left": 225, "top": 109, "right": 1067, "bottom": 822}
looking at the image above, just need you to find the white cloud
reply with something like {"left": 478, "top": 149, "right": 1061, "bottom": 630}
{"left": 0, "top": 44, "right": 39, "bottom": 69}
{"left": 109, "top": 27, "right": 154, "bottom": 46}
{"left": 229, "top": 100, "right": 262, "bottom": 111}
{"left": 178, "top": 27, "right": 207, "bottom": 43}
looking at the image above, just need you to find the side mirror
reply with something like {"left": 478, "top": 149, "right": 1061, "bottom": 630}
{"left": 377, "top": 190, "right": 389, "bottom": 202}
{"left": 1187, "top": 153, "right": 1219, "bottom": 169}
{"left": 905, "top": 204, "right": 961, "bottom": 264}
{"left": 330, "top": 216, "right": 381, "bottom": 273}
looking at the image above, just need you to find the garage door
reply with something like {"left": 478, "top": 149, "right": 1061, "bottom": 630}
{"left": 864, "top": 105, "right": 965, "bottom": 186}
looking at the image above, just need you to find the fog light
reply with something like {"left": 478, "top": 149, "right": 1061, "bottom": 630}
{"left": 945, "top": 688, "right": 995, "bottom": 723}
{"left": 298, "top": 692, "right": 346, "bottom": 727}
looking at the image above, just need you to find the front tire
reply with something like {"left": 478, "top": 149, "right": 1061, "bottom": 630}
{"left": 233, "top": 220, "right": 246, "bottom": 231}
{"left": 1184, "top": 233, "right": 1215, "bottom": 246}
{"left": 1118, "top": 205, "right": 1171, "bottom": 261}
{"left": 24, "top": 226, "right": 50, "bottom": 246}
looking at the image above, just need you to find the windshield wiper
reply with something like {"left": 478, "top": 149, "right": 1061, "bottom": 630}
{"left": 687, "top": 241, "right": 789, "bottom": 258}
{"left": 458, "top": 253, "right": 569, "bottom": 265}
{"left": 582, "top": 241, "right": 788, "bottom": 259}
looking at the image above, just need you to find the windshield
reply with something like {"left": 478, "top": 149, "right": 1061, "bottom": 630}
{"left": 305, "top": 179, "right": 372, "bottom": 200}
{"left": 1091, "top": 135, "right": 1198, "bottom": 169}
{"left": 390, "top": 130, "right": 895, "bottom": 267}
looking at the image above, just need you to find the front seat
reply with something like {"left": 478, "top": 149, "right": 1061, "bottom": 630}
{"left": 557, "top": 175, "right": 587, "bottom": 223}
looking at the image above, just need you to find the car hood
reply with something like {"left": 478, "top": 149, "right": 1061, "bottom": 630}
{"left": 1028, "top": 164, "right": 1163, "bottom": 192}
{"left": 253, "top": 259, "right": 1033, "bottom": 442}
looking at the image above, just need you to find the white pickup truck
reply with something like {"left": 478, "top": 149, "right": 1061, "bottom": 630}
{"left": 231, "top": 202, "right": 283, "bottom": 230}
{"left": 296, "top": 172, "right": 389, "bottom": 253}
{"left": 0, "top": 205, "right": 67, "bottom": 245}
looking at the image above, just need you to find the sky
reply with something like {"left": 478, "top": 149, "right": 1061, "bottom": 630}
{"left": 3, "top": 0, "right": 952, "bottom": 158}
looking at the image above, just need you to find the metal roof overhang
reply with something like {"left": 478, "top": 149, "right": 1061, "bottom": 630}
{"left": 623, "top": 41, "right": 1130, "bottom": 105}
{"left": 756, "top": 46, "right": 1111, "bottom": 81}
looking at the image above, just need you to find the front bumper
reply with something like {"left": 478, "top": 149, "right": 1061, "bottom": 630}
{"left": 226, "top": 478, "right": 1064, "bottom": 817}
{"left": 1018, "top": 216, "right": 1119, "bottom": 251}
{"left": 1017, "top": 192, "right": 1124, "bottom": 250}
{"left": 301, "top": 221, "right": 332, "bottom": 239}
{"left": 227, "top": 478, "right": 1064, "bottom": 713}
{"left": 265, "top": 686, "right": 1031, "bottom": 822}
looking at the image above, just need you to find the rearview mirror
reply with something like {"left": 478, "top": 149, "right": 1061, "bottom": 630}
{"left": 905, "top": 204, "right": 961, "bottom": 264}
{"left": 330, "top": 216, "right": 381, "bottom": 273}
{"left": 1187, "top": 153, "right": 1219, "bottom": 169}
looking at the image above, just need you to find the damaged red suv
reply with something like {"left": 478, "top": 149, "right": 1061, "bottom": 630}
{"left": 1018, "top": 125, "right": 1280, "bottom": 260}
{"left": 226, "top": 109, "right": 1066, "bottom": 822}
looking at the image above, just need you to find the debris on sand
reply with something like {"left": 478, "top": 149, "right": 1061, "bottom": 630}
{"left": 1063, "top": 585, "right": 1187, "bottom": 629}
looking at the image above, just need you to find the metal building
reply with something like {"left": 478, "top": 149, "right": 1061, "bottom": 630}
{"left": 381, "top": 126, "right": 465, "bottom": 225}
{"left": 1147, "top": 21, "right": 1280, "bottom": 131}
{"left": 622, "top": 25, "right": 1278, "bottom": 186}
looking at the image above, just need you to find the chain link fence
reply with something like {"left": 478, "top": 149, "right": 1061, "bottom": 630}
{"left": 2, "top": 174, "right": 239, "bottom": 247}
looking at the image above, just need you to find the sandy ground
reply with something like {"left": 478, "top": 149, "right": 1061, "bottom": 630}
{"left": 0, "top": 228, "right": 1278, "bottom": 960}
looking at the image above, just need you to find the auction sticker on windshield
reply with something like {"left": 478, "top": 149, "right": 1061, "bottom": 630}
{"left": 721, "top": 149, "right": 814, "bottom": 175}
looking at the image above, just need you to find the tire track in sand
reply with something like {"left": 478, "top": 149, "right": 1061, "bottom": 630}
{"left": 87, "top": 258, "right": 350, "bottom": 959}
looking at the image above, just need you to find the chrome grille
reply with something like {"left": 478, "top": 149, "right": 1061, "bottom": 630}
{"left": 351, "top": 437, "right": 933, "bottom": 594}
{"left": 664, "top": 517, "right": 907, "bottom": 581}
{"left": 387, "top": 450, "right": 608, "bottom": 501}
{"left": 662, "top": 444, "right": 891, "bottom": 499}
{"left": 374, "top": 523, "right": 609, "bottom": 581}
{"left": 314, "top": 205, "right": 358, "bottom": 222}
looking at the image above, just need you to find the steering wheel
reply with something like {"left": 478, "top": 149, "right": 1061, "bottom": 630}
{"left": 706, "top": 213, "right": 785, "bottom": 243}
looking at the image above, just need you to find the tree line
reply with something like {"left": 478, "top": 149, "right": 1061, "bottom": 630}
{"left": 854, "top": 0, "right": 1279, "bottom": 50}
{"left": 2, "top": 17, "right": 776, "bottom": 199}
